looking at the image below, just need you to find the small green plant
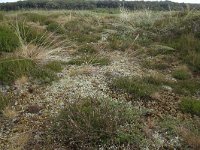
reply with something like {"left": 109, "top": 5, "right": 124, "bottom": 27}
{"left": 0, "top": 25, "right": 20, "bottom": 52}
{"left": 67, "top": 55, "right": 110, "bottom": 66}
{"left": 172, "top": 66, "right": 191, "bottom": 80}
{"left": 180, "top": 98, "right": 200, "bottom": 116}
{"left": 111, "top": 77, "right": 157, "bottom": 99}
{"left": 47, "top": 22, "right": 65, "bottom": 34}
{"left": 45, "top": 61, "right": 63, "bottom": 73}
{"left": 51, "top": 97, "right": 146, "bottom": 149}
{"left": 77, "top": 45, "right": 97, "bottom": 54}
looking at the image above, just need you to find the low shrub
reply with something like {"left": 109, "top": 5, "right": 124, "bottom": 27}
{"left": 172, "top": 79, "right": 200, "bottom": 95}
{"left": 67, "top": 56, "right": 110, "bottom": 66}
{"left": 0, "top": 58, "right": 35, "bottom": 84}
{"left": 0, "top": 25, "right": 20, "bottom": 52}
{"left": 172, "top": 66, "right": 191, "bottom": 80}
{"left": 51, "top": 98, "right": 146, "bottom": 149}
{"left": 45, "top": 61, "right": 63, "bottom": 73}
{"left": 0, "top": 57, "right": 58, "bottom": 85}
{"left": 148, "top": 44, "right": 175, "bottom": 56}
{"left": 180, "top": 98, "right": 200, "bottom": 116}
{"left": 64, "top": 19, "right": 101, "bottom": 43}
{"left": 77, "top": 45, "right": 97, "bottom": 54}
{"left": 111, "top": 77, "right": 157, "bottom": 99}
{"left": 23, "top": 13, "right": 53, "bottom": 25}
{"left": 0, "top": 92, "right": 9, "bottom": 113}
{"left": 0, "top": 13, "right": 4, "bottom": 21}
{"left": 47, "top": 22, "right": 65, "bottom": 34}
{"left": 30, "top": 67, "right": 57, "bottom": 84}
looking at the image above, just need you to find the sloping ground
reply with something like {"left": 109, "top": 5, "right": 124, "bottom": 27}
{"left": 0, "top": 10, "right": 200, "bottom": 149}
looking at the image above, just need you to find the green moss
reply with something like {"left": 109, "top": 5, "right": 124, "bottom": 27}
{"left": 0, "top": 25, "right": 20, "bottom": 52}
{"left": 180, "top": 98, "right": 200, "bottom": 116}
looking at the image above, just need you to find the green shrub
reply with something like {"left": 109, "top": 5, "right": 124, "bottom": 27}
{"left": 45, "top": 61, "right": 63, "bottom": 72}
{"left": 67, "top": 56, "right": 110, "bottom": 66}
{"left": 47, "top": 22, "right": 65, "bottom": 34}
{"left": 180, "top": 98, "right": 200, "bottom": 116}
{"left": 0, "top": 58, "right": 35, "bottom": 84}
{"left": 51, "top": 98, "right": 146, "bottom": 148}
{"left": 77, "top": 45, "right": 97, "bottom": 54}
{"left": 111, "top": 77, "right": 157, "bottom": 99}
{"left": 0, "top": 25, "right": 20, "bottom": 52}
{"left": 172, "top": 66, "right": 191, "bottom": 80}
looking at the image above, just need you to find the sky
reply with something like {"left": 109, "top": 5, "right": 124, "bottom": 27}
{"left": 0, "top": 0, "right": 200, "bottom": 4}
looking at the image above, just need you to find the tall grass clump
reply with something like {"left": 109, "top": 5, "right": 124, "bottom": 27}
{"left": 51, "top": 98, "right": 146, "bottom": 149}
{"left": 0, "top": 25, "right": 20, "bottom": 52}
